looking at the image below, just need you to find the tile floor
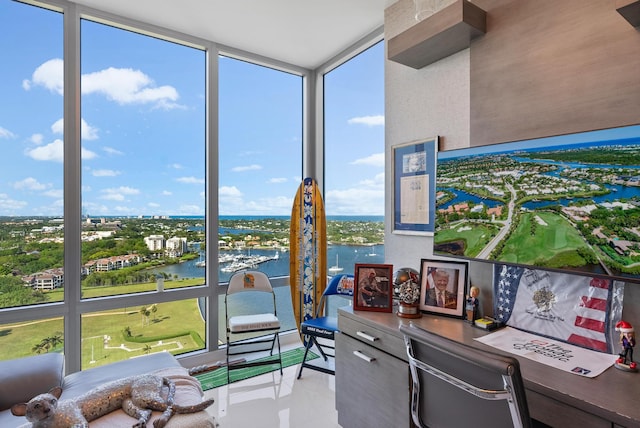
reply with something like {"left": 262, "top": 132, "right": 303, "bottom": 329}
{"left": 203, "top": 353, "right": 341, "bottom": 427}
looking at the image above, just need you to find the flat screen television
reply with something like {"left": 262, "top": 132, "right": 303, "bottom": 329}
{"left": 434, "top": 124, "right": 640, "bottom": 284}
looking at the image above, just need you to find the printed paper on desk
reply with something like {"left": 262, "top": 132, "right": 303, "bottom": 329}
{"left": 493, "top": 264, "right": 624, "bottom": 353}
{"left": 475, "top": 327, "right": 618, "bottom": 378}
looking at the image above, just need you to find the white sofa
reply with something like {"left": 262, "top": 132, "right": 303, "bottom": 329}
{"left": 0, "top": 352, "right": 217, "bottom": 427}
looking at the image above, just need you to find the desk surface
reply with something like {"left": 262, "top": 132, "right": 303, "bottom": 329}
{"left": 339, "top": 307, "right": 640, "bottom": 428}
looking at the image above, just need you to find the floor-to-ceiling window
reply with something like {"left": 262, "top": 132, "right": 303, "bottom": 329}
{"left": 0, "top": 0, "right": 65, "bottom": 357}
{"left": 323, "top": 41, "right": 386, "bottom": 276}
{"left": 217, "top": 56, "right": 303, "bottom": 339}
{"left": 0, "top": 0, "right": 382, "bottom": 369}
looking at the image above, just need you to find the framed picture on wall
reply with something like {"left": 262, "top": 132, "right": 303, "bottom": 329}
{"left": 418, "top": 258, "right": 467, "bottom": 318}
{"left": 392, "top": 137, "right": 437, "bottom": 235}
{"left": 353, "top": 263, "right": 394, "bottom": 312}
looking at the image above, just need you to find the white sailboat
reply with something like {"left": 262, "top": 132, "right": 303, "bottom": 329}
{"left": 328, "top": 254, "right": 343, "bottom": 273}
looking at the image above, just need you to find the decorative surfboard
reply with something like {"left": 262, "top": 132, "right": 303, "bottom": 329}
{"left": 289, "top": 177, "right": 327, "bottom": 333}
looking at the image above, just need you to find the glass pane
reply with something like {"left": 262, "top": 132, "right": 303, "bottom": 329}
{"left": 0, "top": 317, "right": 64, "bottom": 362}
{"left": 0, "top": 2, "right": 63, "bottom": 310}
{"left": 324, "top": 42, "right": 386, "bottom": 276}
{"left": 218, "top": 56, "right": 302, "bottom": 284}
{"left": 81, "top": 298, "right": 205, "bottom": 369}
{"left": 80, "top": 20, "right": 206, "bottom": 298}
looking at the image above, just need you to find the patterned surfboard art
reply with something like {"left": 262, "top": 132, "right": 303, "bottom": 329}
{"left": 289, "top": 177, "right": 327, "bottom": 333}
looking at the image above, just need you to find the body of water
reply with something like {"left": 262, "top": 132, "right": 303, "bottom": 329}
{"left": 148, "top": 244, "right": 385, "bottom": 283}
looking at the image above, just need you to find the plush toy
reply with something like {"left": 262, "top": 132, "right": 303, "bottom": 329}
{"left": 11, "top": 374, "right": 214, "bottom": 428}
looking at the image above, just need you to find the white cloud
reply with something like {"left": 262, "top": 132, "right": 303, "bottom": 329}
{"left": 0, "top": 193, "right": 28, "bottom": 213}
{"left": 232, "top": 164, "right": 262, "bottom": 172}
{"left": 268, "top": 177, "right": 287, "bottom": 184}
{"left": 170, "top": 163, "right": 183, "bottom": 169}
{"left": 148, "top": 202, "right": 161, "bottom": 208}
{"left": 30, "top": 134, "right": 44, "bottom": 145}
{"left": 92, "top": 169, "right": 121, "bottom": 177}
{"left": 352, "top": 152, "right": 385, "bottom": 167}
{"left": 13, "top": 177, "right": 48, "bottom": 191}
{"left": 25, "top": 140, "right": 63, "bottom": 162}
{"left": 348, "top": 115, "right": 385, "bottom": 126}
{"left": 25, "top": 59, "right": 64, "bottom": 95}
{"left": 0, "top": 126, "right": 16, "bottom": 139}
{"left": 162, "top": 190, "right": 173, "bottom": 196}
{"left": 177, "top": 204, "right": 202, "bottom": 215}
{"left": 325, "top": 187, "right": 384, "bottom": 215}
{"left": 219, "top": 186, "right": 242, "bottom": 197}
{"left": 51, "top": 118, "right": 99, "bottom": 141}
{"left": 25, "top": 139, "right": 97, "bottom": 162}
{"left": 25, "top": 59, "right": 182, "bottom": 109}
{"left": 103, "top": 146, "right": 124, "bottom": 156}
{"left": 82, "top": 67, "right": 180, "bottom": 109}
{"left": 101, "top": 186, "right": 140, "bottom": 201}
{"left": 43, "top": 189, "right": 64, "bottom": 198}
{"left": 176, "top": 176, "right": 204, "bottom": 184}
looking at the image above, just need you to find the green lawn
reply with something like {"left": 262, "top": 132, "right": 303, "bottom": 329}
{"left": 0, "top": 294, "right": 206, "bottom": 368}
{"left": 498, "top": 211, "right": 590, "bottom": 268}
{"left": 435, "top": 222, "right": 499, "bottom": 258}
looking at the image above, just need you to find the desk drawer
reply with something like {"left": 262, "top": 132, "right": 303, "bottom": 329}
{"left": 339, "top": 313, "right": 406, "bottom": 361}
{"left": 336, "top": 332, "right": 411, "bottom": 428}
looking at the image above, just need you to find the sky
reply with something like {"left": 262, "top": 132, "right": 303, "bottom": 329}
{"left": 0, "top": 0, "right": 385, "bottom": 218}
{"left": 438, "top": 124, "right": 640, "bottom": 160}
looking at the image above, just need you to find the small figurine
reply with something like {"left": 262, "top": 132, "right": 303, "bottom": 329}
{"left": 615, "top": 320, "right": 637, "bottom": 372}
{"left": 465, "top": 286, "right": 480, "bottom": 323}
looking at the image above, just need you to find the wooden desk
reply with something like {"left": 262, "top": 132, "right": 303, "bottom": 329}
{"left": 336, "top": 307, "right": 640, "bottom": 428}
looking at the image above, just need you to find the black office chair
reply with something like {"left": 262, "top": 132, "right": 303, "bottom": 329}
{"left": 297, "top": 274, "right": 354, "bottom": 379}
{"left": 401, "top": 323, "right": 532, "bottom": 428}
{"left": 225, "top": 271, "right": 282, "bottom": 384}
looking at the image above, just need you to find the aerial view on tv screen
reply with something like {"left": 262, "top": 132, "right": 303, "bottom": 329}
{"left": 434, "top": 124, "right": 640, "bottom": 283}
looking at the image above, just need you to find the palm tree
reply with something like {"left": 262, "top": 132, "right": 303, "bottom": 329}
{"left": 123, "top": 326, "right": 132, "bottom": 337}
{"left": 151, "top": 304, "right": 158, "bottom": 321}
{"left": 143, "top": 344, "right": 152, "bottom": 355}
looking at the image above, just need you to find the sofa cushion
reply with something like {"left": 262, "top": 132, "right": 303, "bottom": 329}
{"left": 0, "top": 352, "right": 64, "bottom": 412}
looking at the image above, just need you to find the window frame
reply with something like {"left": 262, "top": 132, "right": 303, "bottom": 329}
{"left": 0, "top": 0, "right": 383, "bottom": 374}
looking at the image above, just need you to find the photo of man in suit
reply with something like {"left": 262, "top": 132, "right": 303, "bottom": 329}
{"left": 424, "top": 268, "right": 458, "bottom": 309}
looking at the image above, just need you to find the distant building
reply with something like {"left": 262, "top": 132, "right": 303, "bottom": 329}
{"left": 144, "top": 234, "right": 165, "bottom": 251}
{"left": 22, "top": 268, "right": 64, "bottom": 290}
{"left": 166, "top": 236, "right": 187, "bottom": 257}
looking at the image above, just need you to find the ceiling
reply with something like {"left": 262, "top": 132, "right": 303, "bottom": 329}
{"left": 69, "top": 0, "right": 396, "bottom": 70}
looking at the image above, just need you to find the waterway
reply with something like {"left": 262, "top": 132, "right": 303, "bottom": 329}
{"left": 148, "top": 244, "right": 385, "bottom": 283}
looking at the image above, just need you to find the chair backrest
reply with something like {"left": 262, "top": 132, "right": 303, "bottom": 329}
{"left": 227, "top": 271, "right": 274, "bottom": 295}
{"left": 315, "top": 274, "right": 354, "bottom": 317}
{"left": 324, "top": 274, "right": 354, "bottom": 297}
{"left": 400, "top": 323, "right": 531, "bottom": 428}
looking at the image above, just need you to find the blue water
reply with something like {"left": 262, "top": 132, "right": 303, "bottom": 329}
{"left": 148, "top": 244, "right": 385, "bottom": 283}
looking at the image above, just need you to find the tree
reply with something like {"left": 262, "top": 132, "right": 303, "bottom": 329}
{"left": 143, "top": 344, "right": 152, "bottom": 355}
{"left": 151, "top": 304, "right": 158, "bottom": 321}
{"left": 123, "top": 326, "right": 132, "bottom": 337}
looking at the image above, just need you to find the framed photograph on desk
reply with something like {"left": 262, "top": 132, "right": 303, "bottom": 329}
{"left": 392, "top": 137, "right": 437, "bottom": 235}
{"left": 353, "top": 264, "right": 393, "bottom": 312}
{"left": 419, "top": 258, "right": 467, "bottom": 318}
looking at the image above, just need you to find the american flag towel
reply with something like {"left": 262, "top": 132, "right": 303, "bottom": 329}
{"left": 493, "top": 264, "right": 624, "bottom": 354}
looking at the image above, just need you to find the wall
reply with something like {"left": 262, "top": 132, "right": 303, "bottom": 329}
{"left": 384, "top": 0, "right": 640, "bottom": 323}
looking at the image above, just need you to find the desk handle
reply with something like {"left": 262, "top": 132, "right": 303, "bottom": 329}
{"left": 356, "top": 331, "right": 379, "bottom": 342}
{"left": 353, "top": 350, "right": 376, "bottom": 363}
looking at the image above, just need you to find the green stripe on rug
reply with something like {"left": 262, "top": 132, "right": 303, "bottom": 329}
{"left": 195, "top": 347, "right": 319, "bottom": 390}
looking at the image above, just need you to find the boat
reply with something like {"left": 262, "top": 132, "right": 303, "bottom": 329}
{"left": 328, "top": 254, "right": 343, "bottom": 273}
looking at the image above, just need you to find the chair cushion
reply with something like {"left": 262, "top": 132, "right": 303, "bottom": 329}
{"left": 228, "top": 313, "right": 280, "bottom": 332}
{"left": 301, "top": 316, "right": 338, "bottom": 339}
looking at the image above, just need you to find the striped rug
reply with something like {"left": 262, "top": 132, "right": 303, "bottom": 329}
{"left": 195, "top": 347, "right": 319, "bottom": 390}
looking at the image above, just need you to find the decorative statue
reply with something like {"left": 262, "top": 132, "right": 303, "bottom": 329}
{"left": 465, "top": 285, "right": 480, "bottom": 323}
{"left": 615, "top": 320, "right": 637, "bottom": 372}
{"left": 393, "top": 268, "right": 421, "bottom": 319}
